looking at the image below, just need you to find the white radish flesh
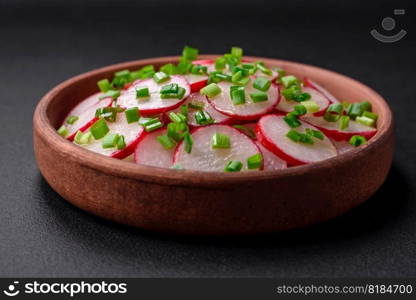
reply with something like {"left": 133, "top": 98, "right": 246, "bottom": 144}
{"left": 304, "top": 78, "right": 340, "bottom": 104}
{"left": 256, "top": 141, "right": 287, "bottom": 170}
{"left": 174, "top": 125, "right": 260, "bottom": 172}
{"left": 276, "top": 86, "right": 329, "bottom": 115}
{"left": 257, "top": 114, "right": 337, "bottom": 165}
{"left": 134, "top": 129, "right": 175, "bottom": 168}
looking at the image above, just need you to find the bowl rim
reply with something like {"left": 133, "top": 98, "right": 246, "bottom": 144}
{"left": 33, "top": 55, "right": 394, "bottom": 187}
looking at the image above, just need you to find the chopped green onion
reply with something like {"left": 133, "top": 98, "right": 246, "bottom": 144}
{"left": 99, "top": 89, "right": 120, "bottom": 100}
{"left": 273, "top": 67, "right": 286, "bottom": 78}
{"left": 286, "top": 129, "right": 314, "bottom": 144}
{"left": 305, "top": 128, "right": 324, "bottom": 140}
{"left": 256, "top": 62, "right": 272, "bottom": 76}
{"left": 190, "top": 64, "right": 207, "bottom": 75}
{"left": 356, "top": 116, "right": 375, "bottom": 127}
{"left": 200, "top": 83, "right": 222, "bottom": 98}
{"left": 339, "top": 115, "right": 350, "bottom": 130}
{"left": 234, "top": 77, "right": 250, "bottom": 86}
{"left": 79, "top": 132, "right": 93, "bottom": 145}
{"left": 157, "top": 134, "right": 176, "bottom": 150}
{"left": 57, "top": 125, "right": 69, "bottom": 137}
{"left": 195, "top": 110, "right": 214, "bottom": 125}
{"left": 112, "top": 69, "right": 131, "bottom": 88}
{"left": 283, "top": 113, "right": 301, "bottom": 128}
{"left": 95, "top": 106, "right": 120, "bottom": 122}
{"left": 180, "top": 104, "right": 189, "bottom": 119}
{"left": 231, "top": 70, "right": 243, "bottom": 83}
{"left": 301, "top": 100, "right": 320, "bottom": 113}
{"left": 362, "top": 111, "right": 378, "bottom": 121}
{"left": 211, "top": 133, "right": 231, "bottom": 149}
{"left": 324, "top": 103, "right": 344, "bottom": 122}
{"left": 253, "top": 77, "right": 271, "bottom": 92}
{"left": 97, "top": 79, "right": 111, "bottom": 93}
{"left": 177, "top": 87, "right": 186, "bottom": 99}
{"left": 224, "top": 160, "right": 243, "bottom": 172}
{"left": 188, "top": 101, "right": 205, "bottom": 110}
{"left": 160, "top": 63, "right": 178, "bottom": 75}
{"left": 213, "top": 72, "right": 232, "bottom": 82}
{"left": 184, "top": 132, "right": 193, "bottom": 153}
{"left": 102, "top": 133, "right": 120, "bottom": 149}
{"left": 167, "top": 122, "right": 187, "bottom": 142}
{"left": 230, "top": 85, "right": 246, "bottom": 105}
{"left": 280, "top": 75, "right": 299, "bottom": 88}
{"left": 153, "top": 71, "right": 170, "bottom": 84}
{"left": 139, "top": 117, "right": 159, "bottom": 127}
{"left": 293, "top": 104, "right": 307, "bottom": 116}
{"left": 144, "top": 121, "right": 163, "bottom": 132}
{"left": 247, "top": 153, "right": 263, "bottom": 169}
{"left": 233, "top": 125, "right": 256, "bottom": 139}
{"left": 250, "top": 91, "right": 268, "bottom": 102}
{"left": 231, "top": 47, "right": 243, "bottom": 59}
{"left": 349, "top": 135, "right": 367, "bottom": 147}
{"left": 347, "top": 101, "right": 372, "bottom": 119}
{"left": 90, "top": 119, "right": 109, "bottom": 139}
{"left": 160, "top": 83, "right": 179, "bottom": 94}
{"left": 66, "top": 115, "right": 79, "bottom": 125}
{"left": 169, "top": 112, "right": 187, "bottom": 123}
{"left": 215, "top": 57, "right": 226, "bottom": 70}
{"left": 130, "top": 65, "right": 155, "bottom": 80}
{"left": 182, "top": 46, "right": 198, "bottom": 61}
{"left": 117, "top": 135, "right": 126, "bottom": 149}
{"left": 125, "top": 107, "right": 140, "bottom": 124}
{"left": 281, "top": 85, "right": 311, "bottom": 102}
{"left": 136, "top": 87, "right": 150, "bottom": 99}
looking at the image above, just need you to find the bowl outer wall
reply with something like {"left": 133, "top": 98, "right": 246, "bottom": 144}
{"left": 33, "top": 55, "right": 394, "bottom": 235}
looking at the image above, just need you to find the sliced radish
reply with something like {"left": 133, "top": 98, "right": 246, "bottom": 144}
{"left": 77, "top": 112, "right": 145, "bottom": 159}
{"left": 276, "top": 86, "right": 329, "bottom": 115}
{"left": 256, "top": 141, "right": 287, "bottom": 170}
{"left": 168, "top": 92, "right": 232, "bottom": 127}
{"left": 184, "top": 74, "right": 208, "bottom": 93}
{"left": 134, "top": 129, "right": 174, "bottom": 168}
{"left": 257, "top": 114, "right": 337, "bottom": 165}
{"left": 301, "top": 115, "right": 377, "bottom": 141}
{"left": 208, "top": 81, "right": 280, "bottom": 120}
{"left": 64, "top": 93, "right": 113, "bottom": 141}
{"left": 174, "top": 125, "right": 261, "bottom": 172}
{"left": 304, "top": 78, "right": 340, "bottom": 104}
{"left": 233, "top": 123, "right": 257, "bottom": 139}
{"left": 332, "top": 140, "right": 354, "bottom": 154}
{"left": 117, "top": 75, "right": 190, "bottom": 115}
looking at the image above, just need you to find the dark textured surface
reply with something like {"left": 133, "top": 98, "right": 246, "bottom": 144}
{"left": 0, "top": 0, "right": 415, "bottom": 277}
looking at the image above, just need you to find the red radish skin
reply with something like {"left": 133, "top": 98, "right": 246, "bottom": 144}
{"left": 117, "top": 75, "right": 190, "bottom": 115}
{"left": 77, "top": 112, "right": 145, "bottom": 159}
{"left": 301, "top": 115, "right": 377, "bottom": 141}
{"left": 276, "top": 86, "right": 330, "bottom": 116}
{"left": 304, "top": 78, "right": 340, "bottom": 104}
{"left": 256, "top": 141, "right": 287, "bottom": 170}
{"left": 134, "top": 128, "right": 175, "bottom": 168}
{"left": 174, "top": 125, "right": 262, "bottom": 172}
{"left": 168, "top": 92, "right": 232, "bottom": 127}
{"left": 257, "top": 114, "right": 337, "bottom": 165}
{"left": 185, "top": 74, "right": 208, "bottom": 93}
{"left": 65, "top": 94, "right": 113, "bottom": 141}
{"left": 208, "top": 82, "right": 280, "bottom": 120}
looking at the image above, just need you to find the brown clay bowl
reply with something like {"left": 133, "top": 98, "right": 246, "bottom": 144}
{"left": 33, "top": 55, "right": 394, "bottom": 235}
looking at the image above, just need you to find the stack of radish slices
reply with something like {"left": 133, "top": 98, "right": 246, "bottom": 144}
{"left": 57, "top": 46, "right": 378, "bottom": 172}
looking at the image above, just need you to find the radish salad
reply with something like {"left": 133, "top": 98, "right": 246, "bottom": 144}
{"left": 57, "top": 46, "right": 378, "bottom": 172}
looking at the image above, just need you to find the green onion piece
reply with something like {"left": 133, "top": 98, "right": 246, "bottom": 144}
{"left": 247, "top": 153, "right": 263, "bottom": 169}
{"left": 188, "top": 101, "right": 205, "bottom": 110}
{"left": 283, "top": 113, "right": 301, "bottom": 128}
{"left": 190, "top": 64, "right": 208, "bottom": 75}
{"left": 116, "top": 135, "right": 126, "bottom": 150}
{"left": 214, "top": 72, "right": 232, "bottom": 82}
{"left": 102, "top": 133, "right": 120, "bottom": 149}
{"left": 349, "top": 135, "right": 367, "bottom": 147}
{"left": 177, "top": 87, "right": 186, "bottom": 99}
{"left": 184, "top": 132, "right": 193, "bottom": 153}
{"left": 182, "top": 46, "right": 198, "bottom": 61}
{"left": 145, "top": 121, "right": 163, "bottom": 132}
{"left": 180, "top": 104, "right": 189, "bottom": 119}
{"left": 256, "top": 62, "right": 272, "bottom": 76}
{"left": 253, "top": 77, "right": 271, "bottom": 92}
{"left": 339, "top": 115, "right": 350, "bottom": 130}
{"left": 200, "top": 83, "right": 222, "bottom": 98}
{"left": 211, "top": 133, "right": 231, "bottom": 149}
{"left": 356, "top": 116, "right": 375, "bottom": 127}
{"left": 136, "top": 87, "right": 149, "bottom": 99}
{"left": 125, "top": 107, "right": 140, "bottom": 124}
{"left": 169, "top": 112, "right": 187, "bottom": 123}
{"left": 224, "top": 160, "right": 243, "bottom": 172}
{"left": 97, "top": 79, "right": 111, "bottom": 93}
{"left": 341, "top": 101, "right": 351, "bottom": 109}
{"left": 139, "top": 117, "right": 159, "bottom": 126}
{"left": 230, "top": 86, "right": 246, "bottom": 105}
{"left": 160, "top": 83, "right": 179, "bottom": 94}
{"left": 66, "top": 115, "right": 79, "bottom": 125}
{"left": 231, "top": 70, "right": 243, "bottom": 83}
{"left": 280, "top": 75, "right": 299, "bottom": 88}
{"left": 130, "top": 65, "right": 156, "bottom": 80}
{"left": 250, "top": 91, "right": 268, "bottom": 103}
{"left": 111, "top": 69, "right": 131, "bottom": 88}
{"left": 157, "top": 134, "right": 176, "bottom": 150}
{"left": 273, "top": 67, "right": 286, "bottom": 78}
{"left": 233, "top": 125, "right": 256, "bottom": 139}
{"left": 305, "top": 128, "right": 324, "bottom": 140}
{"left": 234, "top": 77, "right": 250, "bottom": 86}
{"left": 215, "top": 57, "right": 226, "bottom": 70}
{"left": 90, "top": 119, "right": 109, "bottom": 139}
{"left": 74, "top": 131, "right": 84, "bottom": 144}
{"left": 160, "top": 63, "right": 178, "bottom": 75}
{"left": 99, "top": 89, "right": 120, "bottom": 100}
{"left": 301, "top": 100, "right": 320, "bottom": 113}
{"left": 167, "top": 122, "right": 187, "bottom": 142}
{"left": 231, "top": 66, "right": 249, "bottom": 77}
{"left": 231, "top": 47, "right": 243, "bottom": 59}
{"left": 153, "top": 71, "right": 170, "bottom": 84}
{"left": 293, "top": 104, "right": 307, "bottom": 116}
{"left": 195, "top": 110, "right": 214, "bottom": 125}
{"left": 362, "top": 111, "right": 378, "bottom": 121}
{"left": 57, "top": 125, "right": 69, "bottom": 137}
{"left": 79, "top": 132, "right": 93, "bottom": 145}
{"left": 286, "top": 129, "right": 314, "bottom": 144}
{"left": 347, "top": 101, "right": 372, "bottom": 119}
{"left": 324, "top": 103, "right": 344, "bottom": 122}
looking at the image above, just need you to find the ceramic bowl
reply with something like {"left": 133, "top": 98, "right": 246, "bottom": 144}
{"left": 33, "top": 55, "right": 394, "bottom": 235}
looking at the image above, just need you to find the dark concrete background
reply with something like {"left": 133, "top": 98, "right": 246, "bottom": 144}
{"left": 0, "top": 0, "right": 415, "bottom": 277}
